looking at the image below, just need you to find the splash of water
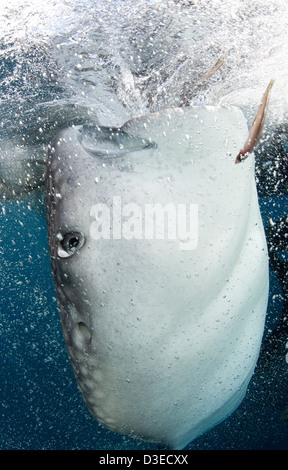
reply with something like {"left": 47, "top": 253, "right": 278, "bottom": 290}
{"left": 1, "top": 0, "right": 288, "bottom": 132}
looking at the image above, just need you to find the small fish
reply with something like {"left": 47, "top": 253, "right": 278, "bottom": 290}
{"left": 235, "top": 79, "right": 275, "bottom": 164}
{"left": 197, "top": 52, "right": 226, "bottom": 84}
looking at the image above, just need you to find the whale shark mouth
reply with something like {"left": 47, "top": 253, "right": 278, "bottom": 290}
{"left": 46, "top": 105, "right": 269, "bottom": 449}
{"left": 78, "top": 124, "right": 157, "bottom": 158}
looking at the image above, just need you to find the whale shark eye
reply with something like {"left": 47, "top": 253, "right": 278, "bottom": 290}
{"left": 56, "top": 232, "right": 85, "bottom": 258}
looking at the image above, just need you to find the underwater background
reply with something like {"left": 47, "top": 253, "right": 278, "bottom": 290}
{"left": 0, "top": 0, "right": 288, "bottom": 450}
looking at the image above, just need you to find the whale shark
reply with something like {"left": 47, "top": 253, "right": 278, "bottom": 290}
{"left": 46, "top": 105, "right": 269, "bottom": 449}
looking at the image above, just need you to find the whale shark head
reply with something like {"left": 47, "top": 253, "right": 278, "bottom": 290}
{"left": 46, "top": 106, "right": 269, "bottom": 449}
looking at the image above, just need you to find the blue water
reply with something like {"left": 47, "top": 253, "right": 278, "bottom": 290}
{"left": 0, "top": 200, "right": 122, "bottom": 449}
{"left": 0, "top": 200, "right": 155, "bottom": 450}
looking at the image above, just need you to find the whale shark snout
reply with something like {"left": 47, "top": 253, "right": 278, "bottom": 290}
{"left": 46, "top": 106, "right": 269, "bottom": 449}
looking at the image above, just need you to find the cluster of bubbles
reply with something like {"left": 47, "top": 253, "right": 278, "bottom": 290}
{"left": 1, "top": 0, "right": 288, "bottom": 131}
